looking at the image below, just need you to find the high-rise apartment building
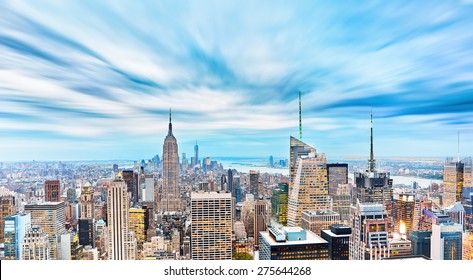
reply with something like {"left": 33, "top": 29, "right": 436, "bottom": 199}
{"left": 25, "top": 201, "right": 66, "bottom": 260}
{"left": 160, "top": 110, "right": 181, "bottom": 213}
{"left": 191, "top": 192, "right": 232, "bottom": 260}
{"left": 4, "top": 213, "right": 31, "bottom": 260}
{"left": 259, "top": 227, "right": 328, "bottom": 260}
{"left": 45, "top": 180, "right": 60, "bottom": 202}
{"left": 107, "top": 179, "right": 135, "bottom": 260}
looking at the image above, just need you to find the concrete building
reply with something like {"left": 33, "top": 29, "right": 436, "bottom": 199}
{"left": 321, "top": 224, "right": 351, "bottom": 260}
{"left": 301, "top": 209, "right": 341, "bottom": 235}
{"left": 22, "top": 226, "right": 50, "bottom": 260}
{"left": 259, "top": 227, "right": 328, "bottom": 260}
{"left": 191, "top": 192, "right": 232, "bottom": 260}
{"left": 431, "top": 220, "right": 463, "bottom": 260}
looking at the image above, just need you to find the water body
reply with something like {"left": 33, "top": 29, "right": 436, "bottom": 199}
{"left": 218, "top": 158, "right": 442, "bottom": 188}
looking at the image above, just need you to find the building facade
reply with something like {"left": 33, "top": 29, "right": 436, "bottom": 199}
{"left": 191, "top": 192, "right": 232, "bottom": 260}
{"left": 321, "top": 224, "right": 351, "bottom": 260}
{"left": 4, "top": 213, "right": 31, "bottom": 260}
{"left": 259, "top": 227, "right": 328, "bottom": 260}
{"left": 160, "top": 110, "right": 181, "bottom": 213}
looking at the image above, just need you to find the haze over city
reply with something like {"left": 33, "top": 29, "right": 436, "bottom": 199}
{"left": 1, "top": 0, "right": 473, "bottom": 161}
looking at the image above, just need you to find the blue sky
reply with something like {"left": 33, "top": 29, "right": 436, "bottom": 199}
{"left": 1, "top": 0, "right": 473, "bottom": 161}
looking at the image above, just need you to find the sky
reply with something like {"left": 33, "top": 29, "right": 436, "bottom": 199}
{"left": 1, "top": 0, "right": 473, "bottom": 161}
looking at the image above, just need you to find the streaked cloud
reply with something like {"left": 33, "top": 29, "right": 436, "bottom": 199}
{"left": 1, "top": 0, "right": 473, "bottom": 160}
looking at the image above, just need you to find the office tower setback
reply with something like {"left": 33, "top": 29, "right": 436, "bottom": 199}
{"left": 107, "top": 179, "right": 135, "bottom": 260}
{"left": 350, "top": 203, "right": 389, "bottom": 260}
{"left": 393, "top": 193, "right": 416, "bottom": 237}
{"left": 191, "top": 192, "right": 232, "bottom": 260}
{"left": 321, "top": 224, "right": 352, "bottom": 260}
{"left": 301, "top": 209, "right": 341, "bottom": 235}
{"left": 45, "top": 180, "right": 60, "bottom": 202}
{"left": 287, "top": 138, "right": 330, "bottom": 227}
{"left": 431, "top": 220, "right": 463, "bottom": 260}
{"left": 409, "top": 230, "right": 432, "bottom": 258}
{"left": 160, "top": 110, "right": 181, "bottom": 213}
{"left": 254, "top": 201, "right": 268, "bottom": 247}
{"left": 22, "top": 226, "right": 50, "bottom": 260}
{"left": 327, "top": 163, "right": 348, "bottom": 196}
{"left": 25, "top": 201, "right": 66, "bottom": 260}
{"left": 0, "top": 195, "right": 15, "bottom": 243}
{"left": 271, "top": 183, "right": 289, "bottom": 226}
{"left": 4, "top": 213, "right": 31, "bottom": 260}
{"left": 259, "top": 227, "right": 329, "bottom": 260}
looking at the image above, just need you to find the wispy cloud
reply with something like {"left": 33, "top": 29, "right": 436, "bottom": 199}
{"left": 1, "top": 0, "right": 473, "bottom": 160}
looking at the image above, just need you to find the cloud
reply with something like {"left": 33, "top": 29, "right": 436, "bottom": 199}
{"left": 1, "top": 0, "right": 473, "bottom": 160}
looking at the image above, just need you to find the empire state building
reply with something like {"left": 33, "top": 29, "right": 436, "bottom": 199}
{"left": 159, "top": 109, "right": 181, "bottom": 213}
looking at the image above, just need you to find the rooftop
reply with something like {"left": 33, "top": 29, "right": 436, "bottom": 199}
{"left": 191, "top": 191, "right": 232, "bottom": 199}
{"left": 261, "top": 227, "right": 327, "bottom": 246}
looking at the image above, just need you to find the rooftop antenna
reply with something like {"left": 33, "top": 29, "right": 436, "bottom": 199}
{"left": 368, "top": 108, "right": 376, "bottom": 172}
{"left": 299, "top": 91, "right": 302, "bottom": 141}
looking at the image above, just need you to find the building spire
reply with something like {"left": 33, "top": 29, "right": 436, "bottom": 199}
{"left": 457, "top": 131, "right": 460, "bottom": 162}
{"left": 168, "top": 108, "right": 173, "bottom": 136}
{"left": 368, "top": 109, "right": 376, "bottom": 172}
{"left": 299, "top": 91, "right": 302, "bottom": 141}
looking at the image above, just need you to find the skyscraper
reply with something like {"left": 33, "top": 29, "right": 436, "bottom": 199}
{"left": 393, "top": 193, "right": 416, "bottom": 237}
{"left": 0, "top": 195, "right": 15, "bottom": 243}
{"left": 4, "top": 213, "right": 31, "bottom": 260}
{"left": 25, "top": 201, "right": 66, "bottom": 260}
{"left": 443, "top": 157, "right": 472, "bottom": 208}
{"left": 227, "top": 169, "right": 234, "bottom": 194}
{"left": 353, "top": 113, "right": 393, "bottom": 231}
{"left": 22, "top": 226, "right": 50, "bottom": 260}
{"left": 193, "top": 141, "right": 199, "bottom": 168}
{"left": 79, "top": 181, "right": 95, "bottom": 248}
{"left": 259, "top": 227, "right": 329, "bottom": 260}
{"left": 301, "top": 209, "right": 341, "bottom": 235}
{"left": 45, "top": 180, "right": 60, "bottom": 202}
{"left": 321, "top": 224, "right": 352, "bottom": 260}
{"left": 327, "top": 163, "right": 348, "bottom": 196}
{"left": 249, "top": 170, "right": 259, "bottom": 197}
{"left": 107, "top": 179, "right": 135, "bottom": 260}
{"left": 431, "top": 220, "right": 463, "bottom": 260}
{"left": 271, "top": 183, "right": 289, "bottom": 226}
{"left": 160, "top": 109, "right": 181, "bottom": 213}
{"left": 350, "top": 203, "right": 389, "bottom": 260}
{"left": 254, "top": 201, "right": 268, "bottom": 247}
{"left": 287, "top": 138, "right": 330, "bottom": 227}
{"left": 409, "top": 230, "right": 432, "bottom": 258}
{"left": 191, "top": 192, "right": 232, "bottom": 260}
{"left": 80, "top": 182, "right": 94, "bottom": 219}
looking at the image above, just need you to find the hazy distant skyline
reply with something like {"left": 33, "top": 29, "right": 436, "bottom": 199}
{"left": 1, "top": 1, "right": 473, "bottom": 161}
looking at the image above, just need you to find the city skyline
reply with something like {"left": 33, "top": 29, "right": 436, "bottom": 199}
{"left": 2, "top": 1, "right": 473, "bottom": 161}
